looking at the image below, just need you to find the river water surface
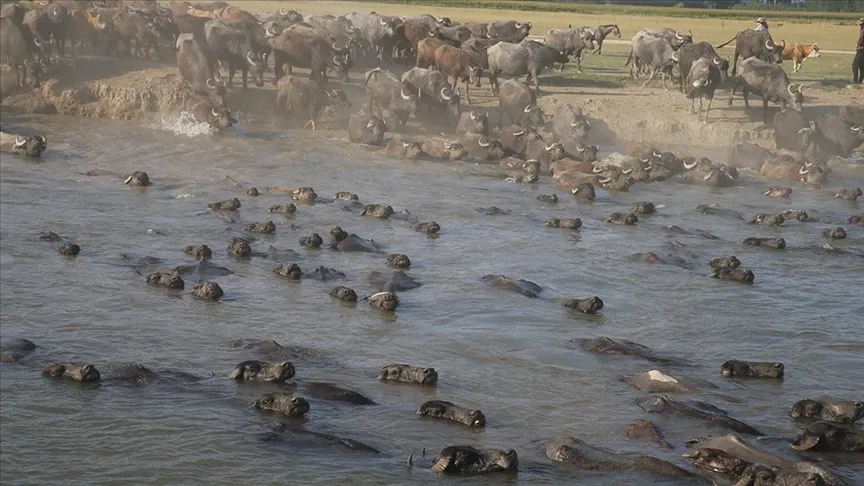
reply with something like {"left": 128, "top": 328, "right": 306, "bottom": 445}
{"left": 1, "top": 113, "right": 863, "bottom": 485}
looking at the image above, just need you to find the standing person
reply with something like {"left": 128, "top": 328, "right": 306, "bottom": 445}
{"left": 754, "top": 17, "right": 769, "bottom": 33}
{"left": 855, "top": 18, "right": 864, "bottom": 85}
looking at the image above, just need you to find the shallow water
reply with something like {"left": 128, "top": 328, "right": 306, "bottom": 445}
{"left": 1, "top": 113, "right": 863, "bottom": 485}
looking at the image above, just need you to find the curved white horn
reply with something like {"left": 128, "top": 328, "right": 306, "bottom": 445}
{"left": 804, "top": 161, "right": 813, "bottom": 167}
{"left": 14, "top": 136, "right": 27, "bottom": 147}
{"left": 402, "top": 142, "right": 410, "bottom": 147}
{"left": 599, "top": 176, "right": 611, "bottom": 184}
{"left": 713, "top": 56, "right": 721, "bottom": 65}
{"left": 545, "top": 143, "right": 555, "bottom": 151}
{"left": 570, "top": 119, "right": 580, "bottom": 127}
{"left": 652, "top": 150, "right": 662, "bottom": 157}
{"left": 622, "top": 168, "right": 633, "bottom": 174}
{"left": 703, "top": 171, "right": 715, "bottom": 180}
{"left": 380, "top": 19, "right": 387, "bottom": 26}
{"left": 787, "top": 84, "right": 795, "bottom": 96}
{"left": 478, "top": 137, "right": 490, "bottom": 147}
{"left": 671, "top": 51, "right": 679, "bottom": 62}
{"left": 206, "top": 78, "right": 217, "bottom": 89}
{"left": 798, "top": 165, "right": 809, "bottom": 175}
{"left": 683, "top": 160, "right": 698, "bottom": 170}
{"left": 38, "top": 134, "right": 46, "bottom": 145}
{"left": 592, "top": 165, "right": 604, "bottom": 174}
{"left": 852, "top": 126, "right": 862, "bottom": 132}
{"left": 401, "top": 88, "right": 411, "bottom": 100}
{"left": 469, "top": 111, "right": 477, "bottom": 120}
{"left": 796, "top": 84, "right": 803, "bottom": 94}
{"left": 515, "top": 22, "right": 522, "bottom": 29}
{"left": 280, "top": 8, "right": 288, "bottom": 15}
{"left": 523, "top": 105, "right": 533, "bottom": 113}
{"left": 440, "top": 87, "right": 450, "bottom": 101}
{"left": 513, "top": 130, "right": 524, "bottom": 136}
{"left": 675, "top": 31, "right": 683, "bottom": 40}
{"left": 211, "top": 108, "right": 219, "bottom": 117}
{"left": 366, "top": 119, "right": 376, "bottom": 129}
{"left": 266, "top": 25, "right": 277, "bottom": 37}
{"left": 246, "top": 52, "right": 257, "bottom": 66}
{"left": 765, "top": 40, "right": 773, "bottom": 49}
{"left": 576, "top": 145, "right": 585, "bottom": 152}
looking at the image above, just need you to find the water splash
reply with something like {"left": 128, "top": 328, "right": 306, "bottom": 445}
{"left": 156, "top": 111, "right": 215, "bottom": 137}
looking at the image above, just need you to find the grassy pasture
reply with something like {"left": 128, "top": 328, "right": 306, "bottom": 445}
{"left": 238, "top": 1, "right": 857, "bottom": 84}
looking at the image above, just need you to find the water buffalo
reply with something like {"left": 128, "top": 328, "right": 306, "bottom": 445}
{"left": 364, "top": 67, "right": 419, "bottom": 128}
{"left": 205, "top": 19, "right": 265, "bottom": 88}
{"left": 813, "top": 114, "right": 864, "bottom": 157}
{"left": 39, "top": 2, "right": 71, "bottom": 57}
{"left": 176, "top": 33, "right": 224, "bottom": 106}
{"left": 461, "top": 36, "right": 496, "bottom": 84}
{"left": 421, "top": 139, "right": 466, "bottom": 160}
{"left": 457, "top": 133, "right": 506, "bottom": 160}
{"left": 627, "top": 32, "right": 680, "bottom": 88}
{"left": 432, "top": 44, "right": 481, "bottom": 103}
{"left": 455, "top": 110, "right": 489, "bottom": 136}
{"left": 346, "top": 11, "right": 399, "bottom": 61}
{"left": 401, "top": 67, "right": 460, "bottom": 120}
{"left": 498, "top": 79, "right": 544, "bottom": 128}
{"left": 414, "top": 446, "right": 517, "bottom": 475}
{"left": 774, "top": 109, "right": 811, "bottom": 153}
{"left": 543, "top": 28, "right": 591, "bottom": 71}
{"left": 790, "top": 398, "right": 864, "bottom": 424}
{"left": 487, "top": 40, "right": 566, "bottom": 92}
{"left": 269, "top": 28, "right": 351, "bottom": 84}
{"left": 111, "top": 10, "right": 161, "bottom": 59}
{"left": 543, "top": 436, "right": 693, "bottom": 479}
{"left": 551, "top": 104, "right": 591, "bottom": 142}
{"left": 183, "top": 94, "right": 235, "bottom": 130}
{"left": 717, "top": 29, "right": 785, "bottom": 76}
{"left": 0, "top": 130, "right": 47, "bottom": 158}
{"left": 487, "top": 20, "right": 531, "bottom": 43}
{"left": 685, "top": 57, "right": 722, "bottom": 123}
{"left": 792, "top": 421, "right": 864, "bottom": 453}
{"left": 675, "top": 41, "right": 729, "bottom": 92}
{"left": 0, "top": 16, "right": 41, "bottom": 88}
{"left": 348, "top": 110, "right": 386, "bottom": 146}
{"left": 729, "top": 57, "right": 803, "bottom": 123}
{"left": 275, "top": 75, "right": 351, "bottom": 130}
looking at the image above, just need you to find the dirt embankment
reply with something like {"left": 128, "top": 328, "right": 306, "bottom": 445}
{"left": 1, "top": 55, "right": 859, "bottom": 151}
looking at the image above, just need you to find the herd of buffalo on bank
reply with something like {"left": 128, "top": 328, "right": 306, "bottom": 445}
{"left": 2, "top": 1, "right": 864, "bottom": 484}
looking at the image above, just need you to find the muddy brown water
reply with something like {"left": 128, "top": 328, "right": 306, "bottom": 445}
{"left": 1, "top": 112, "right": 863, "bottom": 485}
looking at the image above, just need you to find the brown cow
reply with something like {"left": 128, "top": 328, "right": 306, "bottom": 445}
{"left": 67, "top": 9, "right": 106, "bottom": 54}
{"left": 433, "top": 44, "right": 481, "bottom": 103}
{"left": 781, "top": 43, "right": 820, "bottom": 74}
{"left": 415, "top": 37, "right": 453, "bottom": 69}
{"left": 275, "top": 75, "right": 351, "bottom": 130}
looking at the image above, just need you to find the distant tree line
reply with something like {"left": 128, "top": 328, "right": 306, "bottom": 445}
{"left": 555, "top": 0, "right": 864, "bottom": 12}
